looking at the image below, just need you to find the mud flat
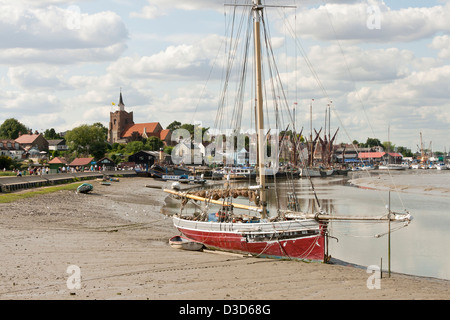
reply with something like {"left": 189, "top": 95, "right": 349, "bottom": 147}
{"left": 349, "top": 170, "right": 450, "bottom": 197}
{"left": 0, "top": 177, "right": 448, "bottom": 300}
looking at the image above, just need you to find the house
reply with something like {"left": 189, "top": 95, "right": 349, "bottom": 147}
{"left": 0, "top": 140, "right": 26, "bottom": 160}
{"left": 107, "top": 91, "right": 171, "bottom": 145}
{"left": 128, "top": 151, "right": 160, "bottom": 170}
{"left": 334, "top": 145, "right": 371, "bottom": 164}
{"left": 48, "top": 139, "right": 68, "bottom": 152}
{"left": 159, "top": 129, "right": 172, "bottom": 146}
{"left": 48, "top": 157, "right": 67, "bottom": 173}
{"left": 96, "top": 157, "right": 116, "bottom": 171}
{"left": 121, "top": 122, "right": 164, "bottom": 141}
{"left": 15, "top": 131, "right": 49, "bottom": 152}
{"left": 358, "top": 152, "right": 403, "bottom": 164}
{"left": 172, "top": 141, "right": 205, "bottom": 165}
{"left": 28, "top": 147, "right": 48, "bottom": 162}
{"left": 69, "top": 157, "right": 95, "bottom": 171}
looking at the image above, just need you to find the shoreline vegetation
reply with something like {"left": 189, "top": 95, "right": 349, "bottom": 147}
{"left": 0, "top": 175, "right": 449, "bottom": 300}
{"left": 0, "top": 183, "right": 80, "bottom": 203}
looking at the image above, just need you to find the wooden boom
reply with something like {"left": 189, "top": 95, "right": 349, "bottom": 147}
{"left": 163, "top": 189, "right": 262, "bottom": 212}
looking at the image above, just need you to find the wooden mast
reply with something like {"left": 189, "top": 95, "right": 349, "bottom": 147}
{"left": 253, "top": 0, "right": 267, "bottom": 219}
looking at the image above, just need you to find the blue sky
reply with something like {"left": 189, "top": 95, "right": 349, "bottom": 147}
{"left": 1, "top": 0, "right": 449, "bottom": 153}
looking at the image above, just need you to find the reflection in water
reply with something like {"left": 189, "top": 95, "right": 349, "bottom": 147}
{"left": 162, "top": 173, "right": 450, "bottom": 280}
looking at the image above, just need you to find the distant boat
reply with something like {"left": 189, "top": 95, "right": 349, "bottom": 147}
{"left": 299, "top": 167, "right": 322, "bottom": 177}
{"left": 436, "top": 163, "right": 448, "bottom": 170}
{"left": 351, "top": 165, "right": 374, "bottom": 171}
{"left": 169, "top": 235, "right": 204, "bottom": 251}
{"left": 378, "top": 164, "right": 407, "bottom": 170}
{"left": 77, "top": 183, "right": 93, "bottom": 194}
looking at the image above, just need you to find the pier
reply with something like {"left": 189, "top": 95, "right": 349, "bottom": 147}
{"left": 0, "top": 170, "right": 137, "bottom": 193}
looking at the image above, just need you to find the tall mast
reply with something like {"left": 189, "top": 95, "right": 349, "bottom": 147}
{"left": 253, "top": 0, "right": 267, "bottom": 218}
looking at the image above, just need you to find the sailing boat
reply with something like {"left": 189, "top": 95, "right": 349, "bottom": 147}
{"left": 378, "top": 126, "right": 407, "bottom": 170}
{"left": 163, "top": 1, "right": 412, "bottom": 262}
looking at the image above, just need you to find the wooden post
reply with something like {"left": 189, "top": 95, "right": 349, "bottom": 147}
{"left": 388, "top": 191, "right": 391, "bottom": 278}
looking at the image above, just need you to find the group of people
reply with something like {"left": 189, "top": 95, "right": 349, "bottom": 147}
{"left": 14, "top": 167, "right": 49, "bottom": 176}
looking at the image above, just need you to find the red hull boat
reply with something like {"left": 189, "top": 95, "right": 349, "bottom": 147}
{"left": 173, "top": 216, "right": 328, "bottom": 262}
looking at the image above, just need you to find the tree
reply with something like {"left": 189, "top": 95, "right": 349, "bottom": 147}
{"left": 145, "top": 136, "right": 163, "bottom": 151}
{"left": 90, "top": 141, "right": 107, "bottom": 160}
{"left": 125, "top": 141, "right": 144, "bottom": 154}
{"left": 93, "top": 122, "right": 108, "bottom": 138}
{"left": 382, "top": 141, "right": 395, "bottom": 152}
{"left": 167, "top": 121, "right": 181, "bottom": 131}
{"left": 65, "top": 124, "right": 106, "bottom": 156}
{"left": 0, "top": 118, "right": 28, "bottom": 139}
{"left": 43, "top": 128, "right": 61, "bottom": 140}
{"left": 0, "top": 155, "right": 13, "bottom": 170}
{"left": 365, "top": 137, "right": 382, "bottom": 148}
{"left": 397, "top": 146, "right": 413, "bottom": 157}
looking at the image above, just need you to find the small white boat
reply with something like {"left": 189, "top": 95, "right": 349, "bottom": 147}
{"left": 169, "top": 235, "right": 204, "bottom": 251}
{"left": 378, "top": 164, "right": 407, "bottom": 170}
{"left": 436, "top": 163, "right": 448, "bottom": 170}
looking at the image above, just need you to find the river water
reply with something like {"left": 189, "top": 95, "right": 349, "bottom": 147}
{"left": 266, "top": 170, "right": 450, "bottom": 281}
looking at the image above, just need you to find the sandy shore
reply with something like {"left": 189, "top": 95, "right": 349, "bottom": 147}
{"left": 0, "top": 176, "right": 448, "bottom": 300}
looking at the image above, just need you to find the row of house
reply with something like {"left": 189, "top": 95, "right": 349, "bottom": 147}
{"left": 47, "top": 156, "right": 117, "bottom": 173}
{"left": 0, "top": 131, "right": 68, "bottom": 162}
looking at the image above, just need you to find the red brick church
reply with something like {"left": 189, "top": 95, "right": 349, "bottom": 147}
{"left": 107, "top": 92, "right": 171, "bottom": 145}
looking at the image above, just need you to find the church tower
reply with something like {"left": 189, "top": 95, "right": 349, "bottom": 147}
{"left": 108, "top": 91, "right": 134, "bottom": 144}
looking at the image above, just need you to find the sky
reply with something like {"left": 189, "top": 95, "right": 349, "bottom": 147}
{"left": 0, "top": 0, "right": 449, "bottom": 153}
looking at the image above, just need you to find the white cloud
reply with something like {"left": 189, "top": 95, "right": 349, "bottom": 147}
{"left": 107, "top": 34, "right": 224, "bottom": 80}
{"left": 0, "top": 5, "right": 128, "bottom": 65}
{"left": 130, "top": 0, "right": 224, "bottom": 19}
{"left": 7, "top": 66, "right": 70, "bottom": 90}
{"left": 292, "top": 1, "right": 450, "bottom": 43}
{"left": 430, "top": 35, "right": 450, "bottom": 59}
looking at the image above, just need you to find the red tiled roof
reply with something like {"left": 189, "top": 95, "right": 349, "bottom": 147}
{"left": 69, "top": 157, "right": 94, "bottom": 166}
{"left": 48, "top": 157, "right": 67, "bottom": 164}
{"left": 358, "top": 152, "right": 403, "bottom": 158}
{"left": 159, "top": 129, "right": 171, "bottom": 140}
{"left": 388, "top": 152, "right": 403, "bottom": 157}
{"left": 121, "top": 122, "right": 161, "bottom": 138}
{"left": 358, "top": 152, "right": 385, "bottom": 158}
{"left": 15, "top": 134, "right": 40, "bottom": 144}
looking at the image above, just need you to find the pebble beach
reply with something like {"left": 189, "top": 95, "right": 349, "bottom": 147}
{"left": 0, "top": 175, "right": 449, "bottom": 300}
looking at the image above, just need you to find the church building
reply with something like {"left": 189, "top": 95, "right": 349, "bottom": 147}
{"left": 107, "top": 92, "right": 171, "bottom": 145}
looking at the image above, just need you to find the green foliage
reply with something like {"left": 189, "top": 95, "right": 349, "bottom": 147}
{"left": 43, "top": 128, "right": 61, "bottom": 140}
{"left": 90, "top": 141, "right": 107, "bottom": 160}
{"left": 166, "top": 121, "right": 181, "bottom": 131}
{"left": 364, "top": 138, "right": 382, "bottom": 148}
{"left": 382, "top": 141, "right": 395, "bottom": 152}
{"left": 65, "top": 124, "right": 106, "bottom": 156}
{"left": 0, "top": 183, "right": 80, "bottom": 203}
{"left": 93, "top": 122, "right": 108, "bottom": 137}
{"left": 125, "top": 141, "right": 144, "bottom": 154}
{"left": 163, "top": 145, "right": 174, "bottom": 155}
{"left": 0, "top": 155, "right": 13, "bottom": 170}
{"left": 0, "top": 118, "right": 28, "bottom": 139}
{"left": 145, "top": 136, "right": 163, "bottom": 151}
